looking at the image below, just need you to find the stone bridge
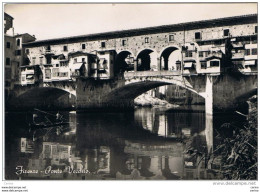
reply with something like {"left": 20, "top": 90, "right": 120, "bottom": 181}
{"left": 8, "top": 70, "right": 257, "bottom": 114}
{"left": 75, "top": 71, "right": 257, "bottom": 114}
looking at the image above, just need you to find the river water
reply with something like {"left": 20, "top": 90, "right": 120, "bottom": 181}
{"left": 5, "top": 106, "right": 235, "bottom": 180}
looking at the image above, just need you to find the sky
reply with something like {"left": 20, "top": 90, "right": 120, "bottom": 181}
{"left": 4, "top": 3, "right": 257, "bottom": 40}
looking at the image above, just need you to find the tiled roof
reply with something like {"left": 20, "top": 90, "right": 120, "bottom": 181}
{"left": 23, "top": 14, "right": 257, "bottom": 47}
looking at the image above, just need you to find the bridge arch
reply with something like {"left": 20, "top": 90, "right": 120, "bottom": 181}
{"left": 159, "top": 46, "right": 182, "bottom": 71}
{"left": 114, "top": 50, "right": 135, "bottom": 75}
{"left": 103, "top": 76, "right": 205, "bottom": 105}
{"left": 10, "top": 87, "right": 76, "bottom": 110}
{"left": 136, "top": 48, "right": 158, "bottom": 71}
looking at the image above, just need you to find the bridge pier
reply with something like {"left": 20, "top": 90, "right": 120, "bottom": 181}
{"left": 205, "top": 75, "right": 213, "bottom": 115}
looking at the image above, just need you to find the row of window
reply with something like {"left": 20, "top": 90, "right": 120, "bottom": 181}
{"left": 200, "top": 60, "right": 220, "bottom": 69}
{"left": 195, "top": 26, "right": 257, "bottom": 40}
{"left": 52, "top": 72, "right": 68, "bottom": 77}
{"left": 6, "top": 39, "right": 21, "bottom": 49}
{"left": 245, "top": 48, "right": 257, "bottom": 56}
{"left": 28, "top": 26, "right": 257, "bottom": 53}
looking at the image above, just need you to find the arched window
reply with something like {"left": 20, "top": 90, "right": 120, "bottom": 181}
{"left": 17, "top": 39, "right": 20, "bottom": 46}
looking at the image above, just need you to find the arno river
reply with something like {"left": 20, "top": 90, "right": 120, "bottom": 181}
{"left": 5, "top": 107, "right": 237, "bottom": 180}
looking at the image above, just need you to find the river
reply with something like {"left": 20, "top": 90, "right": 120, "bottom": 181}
{"left": 5, "top": 106, "right": 239, "bottom": 180}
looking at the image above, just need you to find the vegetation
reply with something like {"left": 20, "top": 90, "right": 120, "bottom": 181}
{"left": 184, "top": 95, "right": 257, "bottom": 180}
{"left": 215, "top": 96, "right": 257, "bottom": 179}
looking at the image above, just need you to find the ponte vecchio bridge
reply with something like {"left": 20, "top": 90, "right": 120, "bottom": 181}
{"left": 9, "top": 14, "right": 258, "bottom": 115}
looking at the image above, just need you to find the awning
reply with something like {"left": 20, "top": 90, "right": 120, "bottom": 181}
{"left": 184, "top": 59, "right": 196, "bottom": 63}
{"left": 184, "top": 62, "right": 193, "bottom": 68}
{"left": 26, "top": 75, "right": 34, "bottom": 79}
{"left": 244, "top": 60, "right": 255, "bottom": 65}
{"left": 71, "top": 63, "right": 83, "bottom": 71}
{"left": 206, "top": 56, "right": 221, "bottom": 61}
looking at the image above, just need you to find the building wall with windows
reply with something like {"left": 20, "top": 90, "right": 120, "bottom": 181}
{"left": 23, "top": 14, "right": 257, "bottom": 85}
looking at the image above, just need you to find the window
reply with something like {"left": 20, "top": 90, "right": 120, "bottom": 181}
{"left": 255, "top": 26, "right": 257, "bottom": 34}
{"left": 32, "top": 57, "right": 36, "bottom": 65}
{"left": 101, "top": 42, "right": 106, "bottom": 48}
{"left": 6, "top": 58, "right": 10, "bottom": 65}
{"left": 252, "top": 36, "right": 257, "bottom": 44}
{"left": 40, "top": 57, "right": 43, "bottom": 64}
{"left": 169, "top": 35, "right": 174, "bottom": 41}
{"left": 17, "top": 39, "right": 20, "bottom": 46}
{"left": 15, "top": 50, "right": 21, "bottom": 56}
{"left": 82, "top": 58, "right": 86, "bottom": 63}
{"left": 185, "top": 51, "right": 193, "bottom": 57}
{"left": 6, "top": 68, "right": 11, "bottom": 79}
{"left": 252, "top": 48, "right": 257, "bottom": 55}
{"left": 59, "top": 72, "right": 68, "bottom": 77}
{"left": 200, "top": 61, "right": 207, "bottom": 69}
{"left": 245, "top": 49, "right": 251, "bottom": 56}
{"left": 60, "top": 61, "right": 68, "bottom": 67}
{"left": 224, "top": 29, "right": 229, "bottom": 37}
{"left": 5, "top": 81, "right": 11, "bottom": 87}
{"left": 210, "top": 60, "right": 220, "bottom": 67}
{"left": 46, "top": 57, "right": 51, "bottom": 64}
{"left": 122, "top": 39, "right": 126, "bottom": 46}
{"left": 195, "top": 32, "right": 201, "bottom": 40}
{"left": 63, "top": 46, "right": 68, "bottom": 51}
{"left": 6, "top": 42, "right": 10, "bottom": 48}
{"left": 46, "top": 45, "right": 51, "bottom": 51}
{"left": 74, "top": 58, "right": 77, "bottom": 64}
{"left": 205, "top": 51, "right": 210, "bottom": 57}
{"left": 82, "top": 44, "right": 86, "bottom": 49}
{"left": 145, "top": 37, "right": 149, "bottom": 43}
{"left": 199, "top": 51, "right": 203, "bottom": 57}
{"left": 26, "top": 49, "right": 29, "bottom": 54}
{"left": 45, "top": 69, "right": 51, "bottom": 79}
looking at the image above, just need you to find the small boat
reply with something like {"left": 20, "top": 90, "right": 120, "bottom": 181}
{"left": 29, "top": 108, "right": 70, "bottom": 132}
{"left": 29, "top": 121, "right": 70, "bottom": 132}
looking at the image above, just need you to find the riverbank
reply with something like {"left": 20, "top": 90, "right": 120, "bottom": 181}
{"left": 134, "top": 93, "right": 179, "bottom": 108}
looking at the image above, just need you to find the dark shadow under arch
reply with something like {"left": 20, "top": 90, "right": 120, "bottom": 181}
{"left": 9, "top": 87, "right": 76, "bottom": 111}
{"left": 137, "top": 49, "right": 154, "bottom": 71}
{"left": 114, "top": 51, "right": 133, "bottom": 75}
{"left": 160, "top": 47, "right": 179, "bottom": 70}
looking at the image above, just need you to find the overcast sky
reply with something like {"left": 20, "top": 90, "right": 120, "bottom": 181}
{"left": 4, "top": 3, "right": 257, "bottom": 40}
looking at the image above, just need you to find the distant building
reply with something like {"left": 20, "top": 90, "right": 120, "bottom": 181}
{"left": 4, "top": 12, "right": 36, "bottom": 98}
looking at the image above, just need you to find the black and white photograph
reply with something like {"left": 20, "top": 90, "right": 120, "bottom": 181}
{"left": 1, "top": 2, "right": 258, "bottom": 191}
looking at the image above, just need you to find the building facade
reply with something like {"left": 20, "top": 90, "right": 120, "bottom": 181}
{"left": 4, "top": 13, "right": 36, "bottom": 97}
{"left": 22, "top": 14, "right": 257, "bottom": 86}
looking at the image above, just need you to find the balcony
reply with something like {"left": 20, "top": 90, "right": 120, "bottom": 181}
{"left": 232, "top": 52, "right": 244, "bottom": 60}
{"left": 245, "top": 55, "right": 257, "bottom": 61}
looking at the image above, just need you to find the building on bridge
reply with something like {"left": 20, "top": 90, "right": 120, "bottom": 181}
{"left": 21, "top": 14, "right": 257, "bottom": 86}
{"left": 4, "top": 12, "right": 36, "bottom": 97}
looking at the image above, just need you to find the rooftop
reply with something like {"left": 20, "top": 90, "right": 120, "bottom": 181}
{"left": 4, "top": 12, "right": 13, "bottom": 19}
{"left": 23, "top": 14, "right": 257, "bottom": 47}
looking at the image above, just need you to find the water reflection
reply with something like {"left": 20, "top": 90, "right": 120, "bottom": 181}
{"left": 5, "top": 108, "right": 220, "bottom": 180}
